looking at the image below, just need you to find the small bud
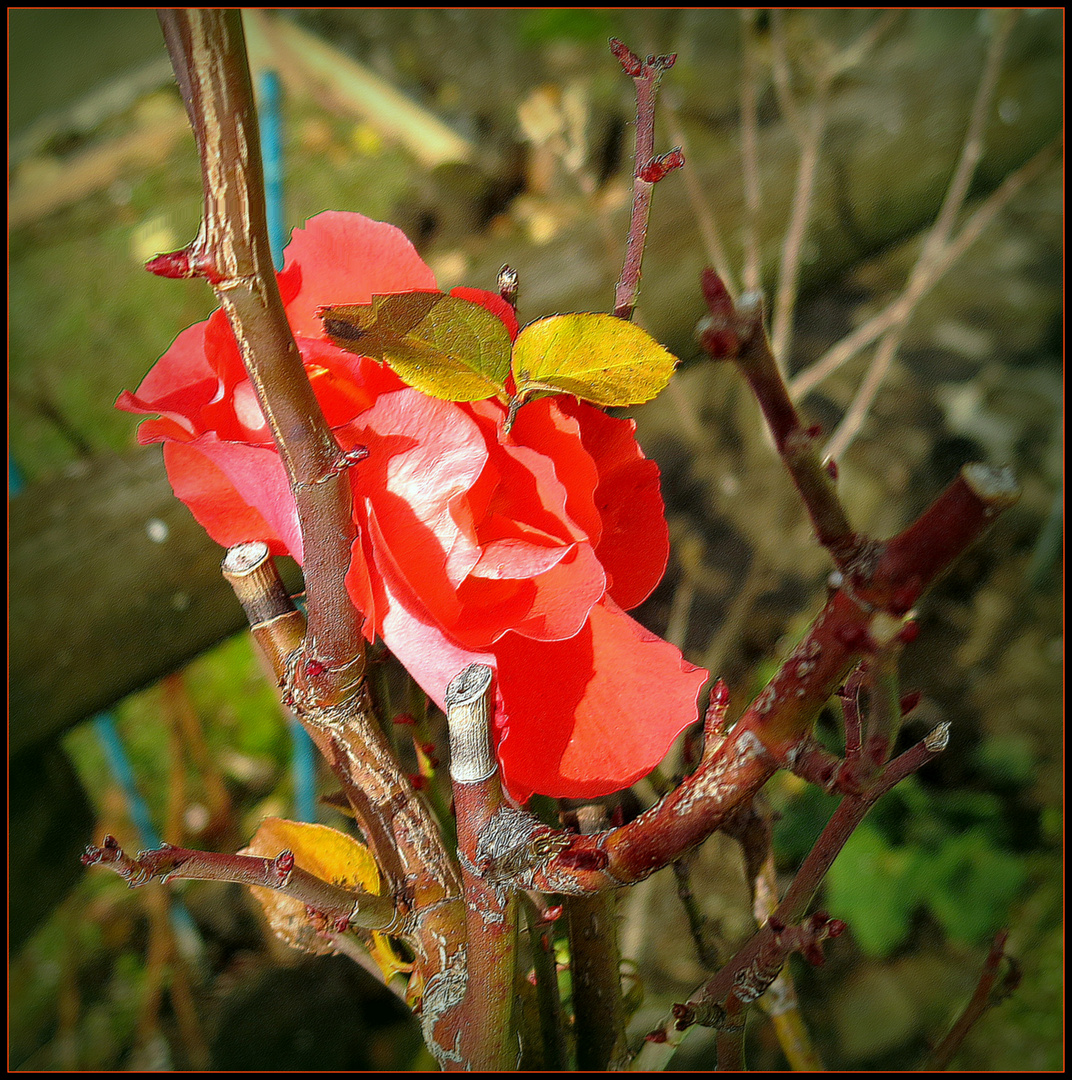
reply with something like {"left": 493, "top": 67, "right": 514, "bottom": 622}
{"left": 497, "top": 264, "right": 518, "bottom": 307}
{"left": 145, "top": 249, "right": 194, "bottom": 279}
{"left": 637, "top": 147, "right": 685, "bottom": 183}
{"left": 541, "top": 904, "right": 563, "bottom": 924}
{"left": 825, "top": 457, "right": 839, "bottom": 480}
{"left": 834, "top": 623, "right": 873, "bottom": 651}
{"left": 899, "top": 620, "right": 920, "bottom": 644}
{"left": 609, "top": 37, "right": 643, "bottom": 77}
{"left": 269, "top": 849, "right": 295, "bottom": 887}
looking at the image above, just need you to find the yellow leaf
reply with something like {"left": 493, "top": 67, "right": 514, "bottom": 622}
{"left": 510, "top": 312, "right": 677, "bottom": 407}
{"left": 320, "top": 292, "right": 512, "bottom": 401}
{"left": 241, "top": 818, "right": 409, "bottom": 981}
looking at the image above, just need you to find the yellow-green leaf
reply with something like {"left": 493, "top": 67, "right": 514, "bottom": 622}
{"left": 510, "top": 312, "right": 677, "bottom": 407}
{"left": 320, "top": 292, "right": 512, "bottom": 401}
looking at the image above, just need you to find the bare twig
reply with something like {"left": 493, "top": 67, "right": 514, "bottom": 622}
{"left": 823, "top": 11, "right": 1018, "bottom": 461}
{"left": 769, "top": 73, "right": 831, "bottom": 367}
{"left": 927, "top": 929, "right": 1021, "bottom": 1069}
{"left": 564, "top": 806, "right": 629, "bottom": 1069}
{"left": 790, "top": 139, "right": 1057, "bottom": 402}
{"left": 769, "top": 11, "right": 895, "bottom": 368}
{"left": 738, "top": 10, "right": 763, "bottom": 295}
{"left": 698, "top": 274, "right": 865, "bottom": 573}
{"left": 610, "top": 39, "right": 683, "bottom": 321}
{"left": 662, "top": 97, "right": 738, "bottom": 297}
{"left": 768, "top": 10, "right": 805, "bottom": 144}
{"left": 753, "top": 852, "right": 824, "bottom": 1071}
{"left": 81, "top": 834, "right": 397, "bottom": 931}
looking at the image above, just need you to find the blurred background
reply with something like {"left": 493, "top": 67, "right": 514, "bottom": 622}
{"left": 10, "top": 9, "right": 1062, "bottom": 1071}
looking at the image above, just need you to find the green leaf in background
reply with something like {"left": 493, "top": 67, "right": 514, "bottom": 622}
{"left": 320, "top": 292, "right": 513, "bottom": 402}
{"left": 915, "top": 829, "right": 1027, "bottom": 946}
{"left": 825, "top": 821, "right": 926, "bottom": 957}
{"left": 510, "top": 313, "right": 677, "bottom": 407}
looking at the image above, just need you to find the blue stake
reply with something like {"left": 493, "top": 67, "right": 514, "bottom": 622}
{"left": 258, "top": 68, "right": 317, "bottom": 822}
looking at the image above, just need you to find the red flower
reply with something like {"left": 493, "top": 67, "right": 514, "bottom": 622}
{"left": 118, "top": 212, "right": 706, "bottom": 801}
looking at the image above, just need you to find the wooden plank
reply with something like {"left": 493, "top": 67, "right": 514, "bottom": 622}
{"left": 10, "top": 447, "right": 303, "bottom": 756}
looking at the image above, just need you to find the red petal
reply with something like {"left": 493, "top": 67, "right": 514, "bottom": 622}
{"left": 162, "top": 440, "right": 295, "bottom": 557}
{"left": 564, "top": 400, "right": 669, "bottom": 610}
{"left": 281, "top": 211, "right": 437, "bottom": 339}
{"left": 163, "top": 435, "right": 301, "bottom": 559}
{"left": 349, "top": 389, "right": 487, "bottom": 628}
{"left": 494, "top": 598, "right": 707, "bottom": 801}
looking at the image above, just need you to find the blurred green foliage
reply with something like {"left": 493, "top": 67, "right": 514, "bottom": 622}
{"left": 776, "top": 774, "right": 1033, "bottom": 959}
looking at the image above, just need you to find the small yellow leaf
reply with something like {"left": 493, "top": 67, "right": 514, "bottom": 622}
{"left": 511, "top": 312, "right": 677, "bottom": 407}
{"left": 320, "top": 292, "right": 512, "bottom": 402}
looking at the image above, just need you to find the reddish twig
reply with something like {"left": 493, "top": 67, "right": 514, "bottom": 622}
{"left": 632, "top": 718, "right": 950, "bottom": 1067}
{"left": 82, "top": 834, "right": 397, "bottom": 931}
{"left": 153, "top": 11, "right": 360, "bottom": 679}
{"left": 150, "top": 13, "right": 469, "bottom": 1059}
{"left": 473, "top": 449, "right": 1013, "bottom": 906}
{"left": 927, "top": 929, "right": 1022, "bottom": 1069}
{"left": 220, "top": 542, "right": 469, "bottom": 1066}
{"left": 698, "top": 271, "right": 865, "bottom": 572}
{"left": 610, "top": 39, "right": 683, "bottom": 321}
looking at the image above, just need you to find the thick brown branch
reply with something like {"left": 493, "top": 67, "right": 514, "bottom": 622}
{"left": 444, "top": 665, "right": 517, "bottom": 1070}
{"left": 155, "top": 10, "right": 360, "bottom": 675}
